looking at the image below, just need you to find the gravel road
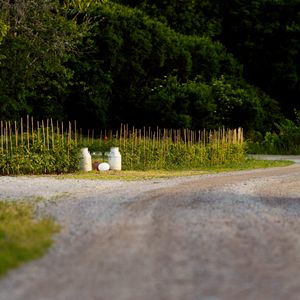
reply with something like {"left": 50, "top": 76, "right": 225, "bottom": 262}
{"left": 0, "top": 163, "right": 300, "bottom": 300}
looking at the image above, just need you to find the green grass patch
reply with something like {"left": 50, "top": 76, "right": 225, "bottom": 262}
{"left": 56, "top": 159, "right": 293, "bottom": 181}
{"left": 200, "top": 158, "right": 293, "bottom": 172}
{"left": 56, "top": 169, "right": 208, "bottom": 180}
{"left": 0, "top": 200, "right": 59, "bottom": 277}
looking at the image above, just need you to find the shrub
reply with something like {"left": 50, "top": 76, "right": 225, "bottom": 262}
{"left": 246, "top": 114, "right": 300, "bottom": 155}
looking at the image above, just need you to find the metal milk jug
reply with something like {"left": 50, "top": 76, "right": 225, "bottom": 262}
{"left": 80, "top": 147, "right": 92, "bottom": 172}
{"left": 108, "top": 147, "right": 122, "bottom": 170}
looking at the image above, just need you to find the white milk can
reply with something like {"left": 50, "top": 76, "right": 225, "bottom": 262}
{"left": 108, "top": 147, "right": 122, "bottom": 170}
{"left": 80, "top": 147, "right": 92, "bottom": 172}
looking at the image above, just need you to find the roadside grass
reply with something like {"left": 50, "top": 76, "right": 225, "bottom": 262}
{"left": 0, "top": 200, "right": 59, "bottom": 277}
{"left": 201, "top": 159, "right": 293, "bottom": 172}
{"left": 56, "top": 159, "right": 293, "bottom": 181}
{"left": 56, "top": 169, "right": 208, "bottom": 180}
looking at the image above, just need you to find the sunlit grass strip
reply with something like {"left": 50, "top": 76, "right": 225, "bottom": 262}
{"left": 56, "top": 160, "right": 292, "bottom": 181}
{"left": 0, "top": 200, "right": 60, "bottom": 277}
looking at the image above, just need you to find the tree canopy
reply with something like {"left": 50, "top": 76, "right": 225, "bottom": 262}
{"left": 0, "top": 0, "right": 298, "bottom": 133}
{"left": 0, "top": 19, "right": 7, "bottom": 43}
{"left": 114, "top": 0, "right": 300, "bottom": 119}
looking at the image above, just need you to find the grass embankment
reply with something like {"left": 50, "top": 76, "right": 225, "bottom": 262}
{"left": 0, "top": 200, "right": 59, "bottom": 277}
{"left": 57, "top": 159, "right": 292, "bottom": 181}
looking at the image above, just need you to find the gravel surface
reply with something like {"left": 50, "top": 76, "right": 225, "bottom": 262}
{"left": 0, "top": 163, "right": 300, "bottom": 300}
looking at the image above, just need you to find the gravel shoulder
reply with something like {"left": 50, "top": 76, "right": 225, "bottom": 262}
{"left": 0, "top": 164, "right": 300, "bottom": 300}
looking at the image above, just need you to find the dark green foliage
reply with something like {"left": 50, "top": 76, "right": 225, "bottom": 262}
{"left": 0, "top": 19, "right": 7, "bottom": 43}
{"left": 116, "top": 0, "right": 300, "bottom": 121}
{"left": 0, "top": 0, "right": 298, "bottom": 140}
{"left": 217, "top": 0, "right": 300, "bottom": 117}
{"left": 141, "top": 75, "right": 280, "bottom": 131}
{"left": 112, "top": 0, "right": 222, "bottom": 37}
{"left": 71, "top": 2, "right": 275, "bottom": 130}
{"left": 0, "top": 0, "right": 83, "bottom": 120}
{"left": 142, "top": 76, "right": 215, "bottom": 129}
{"left": 211, "top": 76, "right": 281, "bottom": 132}
{"left": 247, "top": 111, "right": 300, "bottom": 154}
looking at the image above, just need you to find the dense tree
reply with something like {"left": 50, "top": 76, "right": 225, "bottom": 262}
{"left": 217, "top": 0, "right": 300, "bottom": 117}
{"left": 0, "top": 19, "right": 7, "bottom": 43}
{"left": 0, "top": 0, "right": 289, "bottom": 132}
{"left": 141, "top": 75, "right": 280, "bottom": 131}
{"left": 72, "top": 2, "right": 246, "bottom": 128}
{"left": 0, "top": 0, "right": 82, "bottom": 119}
{"left": 112, "top": 0, "right": 222, "bottom": 37}
{"left": 63, "top": 0, "right": 107, "bottom": 11}
{"left": 115, "top": 0, "right": 300, "bottom": 120}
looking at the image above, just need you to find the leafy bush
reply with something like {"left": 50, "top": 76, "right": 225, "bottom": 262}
{"left": 0, "top": 19, "right": 7, "bottom": 44}
{"left": 246, "top": 113, "right": 300, "bottom": 154}
{"left": 211, "top": 76, "right": 281, "bottom": 132}
{"left": 141, "top": 75, "right": 280, "bottom": 132}
{"left": 66, "top": 2, "right": 243, "bottom": 128}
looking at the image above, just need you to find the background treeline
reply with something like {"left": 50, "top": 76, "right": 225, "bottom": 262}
{"left": 0, "top": 0, "right": 299, "bottom": 137}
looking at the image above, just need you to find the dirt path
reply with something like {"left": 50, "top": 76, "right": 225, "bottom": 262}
{"left": 0, "top": 164, "right": 300, "bottom": 300}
